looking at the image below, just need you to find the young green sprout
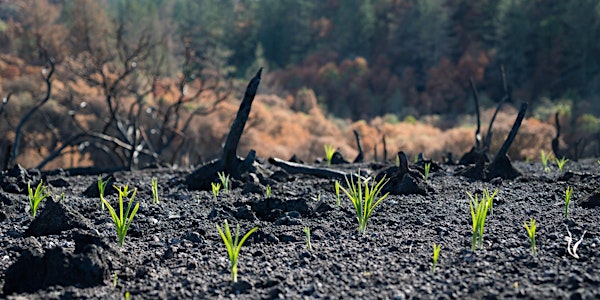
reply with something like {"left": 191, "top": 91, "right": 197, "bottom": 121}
{"left": 432, "top": 243, "right": 442, "bottom": 273}
{"left": 102, "top": 184, "right": 140, "bottom": 247}
{"left": 395, "top": 154, "right": 400, "bottom": 167}
{"left": 151, "top": 177, "right": 159, "bottom": 204}
{"left": 339, "top": 173, "right": 390, "bottom": 235}
{"left": 334, "top": 180, "right": 341, "bottom": 206}
{"left": 467, "top": 189, "right": 497, "bottom": 251}
{"left": 324, "top": 144, "right": 335, "bottom": 166}
{"left": 216, "top": 220, "right": 258, "bottom": 282}
{"left": 97, "top": 176, "right": 111, "bottom": 210}
{"left": 217, "top": 172, "right": 230, "bottom": 193}
{"left": 27, "top": 181, "right": 50, "bottom": 218}
{"left": 523, "top": 219, "right": 537, "bottom": 256}
{"left": 424, "top": 162, "right": 431, "bottom": 182}
{"left": 564, "top": 186, "right": 573, "bottom": 218}
{"left": 112, "top": 271, "right": 118, "bottom": 287}
{"left": 555, "top": 157, "right": 568, "bottom": 172}
{"left": 211, "top": 182, "right": 221, "bottom": 199}
{"left": 540, "top": 150, "right": 550, "bottom": 173}
{"left": 303, "top": 226, "right": 312, "bottom": 251}
{"left": 265, "top": 185, "right": 272, "bottom": 198}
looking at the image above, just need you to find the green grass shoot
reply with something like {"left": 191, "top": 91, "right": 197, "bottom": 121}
{"left": 540, "top": 150, "right": 551, "bottom": 173}
{"left": 28, "top": 181, "right": 50, "bottom": 218}
{"left": 151, "top": 177, "right": 159, "bottom": 204}
{"left": 303, "top": 226, "right": 312, "bottom": 251}
{"left": 395, "top": 154, "right": 400, "bottom": 167}
{"left": 102, "top": 184, "right": 140, "bottom": 247}
{"left": 339, "top": 173, "right": 390, "bottom": 234}
{"left": 555, "top": 157, "right": 568, "bottom": 172}
{"left": 97, "top": 176, "right": 111, "bottom": 210}
{"left": 324, "top": 144, "right": 335, "bottom": 166}
{"left": 211, "top": 182, "right": 221, "bottom": 199}
{"left": 424, "top": 162, "right": 431, "bottom": 182}
{"left": 523, "top": 219, "right": 537, "bottom": 256}
{"left": 467, "top": 189, "right": 497, "bottom": 251}
{"left": 334, "top": 180, "right": 341, "bottom": 206}
{"left": 216, "top": 220, "right": 258, "bottom": 282}
{"left": 217, "top": 172, "right": 230, "bottom": 193}
{"left": 564, "top": 186, "right": 573, "bottom": 218}
{"left": 432, "top": 243, "right": 442, "bottom": 273}
{"left": 265, "top": 185, "right": 272, "bottom": 198}
{"left": 112, "top": 271, "right": 118, "bottom": 287}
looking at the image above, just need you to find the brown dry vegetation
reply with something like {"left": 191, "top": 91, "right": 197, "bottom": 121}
{"left": 0, "top": 58, "right": 558, "bottom": 170}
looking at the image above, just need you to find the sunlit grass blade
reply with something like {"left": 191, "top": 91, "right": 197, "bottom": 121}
{"left": 102, "top": 184, "right": 140, "bottom": 247}
{"left": 28, "top": 181, "right": 50, "bottom": 218}
{"left": 432, "top": 243, "right": 442, "bottom": 273}
{"left": 564, "top": 186, "right": 573, "bottom": 218}
{"left": 151, "top": 177, "right": 159, "bottom": 204}
{"left": 467, "top": 189, "right": 497, "bottom": 251}
{"left": 524, "top": 219, "right": 537, "bottom": 255}
{"left": 339, "top": 172, "right": 389, "bottom": 234}
{"left": 216, "top": 220, "right": 258, "bottom": 282}
{"left": 324, "top": 144, "right": 335, "bottom": 166}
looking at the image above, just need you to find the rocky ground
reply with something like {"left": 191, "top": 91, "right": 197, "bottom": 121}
{"left": 0, "top": 158, "right": 599, "bottom": 299}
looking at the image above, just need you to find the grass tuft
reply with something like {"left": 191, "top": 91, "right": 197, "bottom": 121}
{"left": 524, "top": 219, "right": 537, "bottom": 256}
{"left": 540, "top": 150, "right": 551, "bottom": 173}
{"left": 265, "top": 185, "right": 272, "bottom": 198}
{"left": 97, "top": 176, "right": 111, "bottom": 210}
{"left": 28, "top": 181, "right": 50, "bottom": 218}
{"left": 564, "top": 186, "right": 573, "bottom": 218}
{"left": 432, "top": 243, "right": 442, "bottom": 273}
{"left": 211, "top": 182, "right": 221, "bottom": 199}
{"left": 102, "top": 184, "right": 140, "bottom": 247}
{"left": 424, "top": 162, "right": 431, "bottom": 182}
{"left": 217, "top": 172, "right": 230, "bottom": 193}
{"left": 151, "top": 177, "right": 159, "bottom": 204}
{"left": 339, "top": 172, "right": 390, "bottom": 234}
{"left": 467, "top": 189, "right": 497, "bottom": 251}
{"left": 555, "top": 157, "right": 568, "bottom": 172}
{"left": 303, "top": 226, "right": 312, "bottom": 251}
{"left": 216, "top": 220, "right": 258, "bottom": 282}
{"left": 324, "top": 144, "right": 335, "bottom": 166}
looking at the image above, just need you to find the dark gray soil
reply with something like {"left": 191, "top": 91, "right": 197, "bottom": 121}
{"left": 1, "top": 159, "right": 599, "bottom": 299}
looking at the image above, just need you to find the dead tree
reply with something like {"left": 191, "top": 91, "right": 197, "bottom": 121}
{"left": 459, "top": 69, "right": 509, "bottom": 165}
{"left": 352, "top": 129, "right": 364, "bottom": 163}
{"left": 8, "top": 49, "right": 54, "bottom": 168}
{"left": 153, "top": 43, "right": 232, "bottom": 165}
{"left": 185, "top": 68, "right": 262, "bottom": 190}
{"left": 456, "top": 102, "right": 527, "bottom": 181}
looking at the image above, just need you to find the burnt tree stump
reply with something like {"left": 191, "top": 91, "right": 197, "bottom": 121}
{"left": 376, "top": 151, "right": 432, "bottom": 196}
{"left": 456, "top": 102, "right": 527, "bottom": 181}
{"left": 186, "top": 68, "right": 262, "bottom": 190}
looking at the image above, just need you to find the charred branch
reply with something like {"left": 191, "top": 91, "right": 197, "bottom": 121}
{"left": 9, "top": 49, "right": 55, "bottom": 168}
{"left": 185, "top": 69, "right": 262, "bottom": 190}
{"left": 470, "top": 78, "right": 482, "bottom": 150}
{"left": 353, "top": 130, "right": 364, "bottom": 163}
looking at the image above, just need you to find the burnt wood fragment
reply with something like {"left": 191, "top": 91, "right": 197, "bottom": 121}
{"left": 186, "top": 68, "right": 262, "bottom": 190}
{"left": 376, "top": 152, "right": 432, "bottom": 196}
{"left": 268, "top": 157, "right": 354, "bottom": 181}
{"left": 456, "top": 103, "right": 527, "bottom": 181}
{"left": 353, "top": 130, "right": 364, "bottom": 163}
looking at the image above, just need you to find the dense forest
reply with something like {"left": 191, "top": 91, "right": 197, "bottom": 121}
{"left": 0, "top": 0, "right": 598, "bottom": 168}
{"left": 2, "top": 0, "right": 600, "bottom": 118}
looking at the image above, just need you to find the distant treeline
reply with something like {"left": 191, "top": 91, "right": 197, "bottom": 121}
{"left": 1, "top": 0, "right": 599, "bottom": 120}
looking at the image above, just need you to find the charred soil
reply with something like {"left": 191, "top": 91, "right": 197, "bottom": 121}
{"left": 0, "top": 159, "right": 599, "bottom": 299}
